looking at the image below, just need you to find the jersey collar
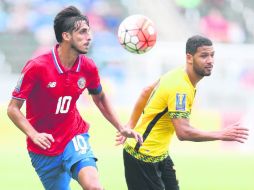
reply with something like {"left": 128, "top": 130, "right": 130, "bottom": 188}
{"left": 51, "top": 44, "right": 81, "bottom": 74}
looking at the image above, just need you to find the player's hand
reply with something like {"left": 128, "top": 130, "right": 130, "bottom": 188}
{"left": 220, "top": 122, "right": 249, "bottom": 143}
{"left": 119, "top": 127, "right": 143, "bottom": 145}
{"left": 30, "top": 132, "right": 55, "bottom": 150}
{"left": 115, "top": 131, "right": 127, "bottom": 146}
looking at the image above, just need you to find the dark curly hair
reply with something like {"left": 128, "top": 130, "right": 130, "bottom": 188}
{"left": 54, "top": 6, "right": 89, "bottom": 43}
{"left": 186, "top": 35, "right": 213, "bottom": 55}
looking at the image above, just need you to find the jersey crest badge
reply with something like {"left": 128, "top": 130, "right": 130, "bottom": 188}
{"left": 176, "top": 93, "right": 186, "bottom": 111}
{"left": 77, "top": 77, "right": 86, "bottom": 89}
{"left": 15, "top": 73, "right": 24, "bottom": 92}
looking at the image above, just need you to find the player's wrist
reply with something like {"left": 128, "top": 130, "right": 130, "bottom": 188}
{"left": 118, "top": 126, "right": 125, "bottom": 134}
{"left": 26, "top": 128, "right": 38, "bottom": 140}
{"left": 213, "top": 131, "right": 222, "bottom": 140}
{"left": 111, "top": 119, "right": 123, "bottom": 133}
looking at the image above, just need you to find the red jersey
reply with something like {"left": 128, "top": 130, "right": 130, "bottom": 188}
{"left": 12, "top": 45, "right": 102, "bottom": 156}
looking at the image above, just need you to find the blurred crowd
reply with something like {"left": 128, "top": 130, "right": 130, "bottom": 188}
{"left": 0, "top": 0, "right": 125, "bottom": 36}
{"left": 0, "top": 0, "right": 254, "bottom": 74}
{"left": 0, "top": 0, "right": 128, "bottom": 82}
{"left": 174, "top": 0, "right": 254, "bottom": 43}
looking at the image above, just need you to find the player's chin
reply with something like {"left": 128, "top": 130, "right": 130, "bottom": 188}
{"left": 204, "top": 72, "right": 212, "bottom": 76}
{"left": 203, "top": 70, "right": 212, "bottom": 76}
{"left": 77, "top": 48, "right": 88, "bottom": 54}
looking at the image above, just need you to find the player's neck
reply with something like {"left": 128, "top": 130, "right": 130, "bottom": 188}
{"left": 185, "top": 67, "right": 203, "bottom": 87}
{"left": 58, "top": 44, "right": 78, "bottom": 69}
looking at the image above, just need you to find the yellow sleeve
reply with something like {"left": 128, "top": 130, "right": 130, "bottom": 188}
{"left": 168, "top": 86, "right": 192, "bottom": 119}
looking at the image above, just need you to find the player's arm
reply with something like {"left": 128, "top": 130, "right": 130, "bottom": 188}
{"left": 127, "top": 79, "right": 160, "bottom": 129}
{"left": 115, "top": 80, "right": 159, "bottom": 145}
{"left": 92, "top": 91, "right": 122, "bottom": 129}
{"left": 172, "top": 117, "right": 249, "bottom": 143}
{"left": 7, "top": 98, "right": 54, "bottom": 149}
{"left": 91, "top": 91, "right": 143, "bottom": 143}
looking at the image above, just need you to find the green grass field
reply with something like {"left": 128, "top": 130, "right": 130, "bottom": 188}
{"left": 1, "top": 105, "right": 253, "bottom": 190}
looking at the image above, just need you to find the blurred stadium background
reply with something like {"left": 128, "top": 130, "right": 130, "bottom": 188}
{"left": 0, "top": 0, "right": 254, "bottom": 190}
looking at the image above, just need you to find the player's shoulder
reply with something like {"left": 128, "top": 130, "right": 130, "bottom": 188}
{"left": 161, "top": 67, "right": 185, "bottom": 83}
{"left": 24, "top": 51, "right": 52, "bottom": 69}
{"left": 79, "top": 55, "right": 98, "bottom": 71}
{"left": 161, "top": 66, "right": 191, "bottom": 91}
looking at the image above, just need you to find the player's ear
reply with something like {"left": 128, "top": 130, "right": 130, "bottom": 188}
{"left": 62, "top": 32, "right": 71, "bottom": 41}
{"left": 186, "top": 53, "right": 193, "bottom": 64}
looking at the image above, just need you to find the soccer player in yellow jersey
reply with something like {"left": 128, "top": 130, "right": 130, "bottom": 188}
{"left": 116, "top": 35, "right": 249, "bottom": 190}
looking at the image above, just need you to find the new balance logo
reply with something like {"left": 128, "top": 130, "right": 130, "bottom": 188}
{"left": 47, "top": 82, "right": 56, "bottom": 88}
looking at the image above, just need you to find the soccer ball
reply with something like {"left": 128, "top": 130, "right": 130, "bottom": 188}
{"left": 118, "top": 14, "right": 157, "bottom": 54}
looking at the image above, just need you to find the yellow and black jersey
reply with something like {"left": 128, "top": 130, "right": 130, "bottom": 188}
{"left": 125, "top": 67, "right": 196, "bottom": 162}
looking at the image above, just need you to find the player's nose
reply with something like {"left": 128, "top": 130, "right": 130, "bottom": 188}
{"left": 207, "top": 56, "right": 214, "bottom": 65}
{"left": 87, "top": 31, "right": 92, "bottom": 41}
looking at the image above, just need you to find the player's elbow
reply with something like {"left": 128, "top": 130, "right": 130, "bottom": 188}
{"left": 7, "top": 102, "right": 19, "bottom": 120}
{"left": 175, "top": 129, "right": 193, "bottom": 141}
{"left": 141, "top": 87, "right": 150, "bottom": 95}
{"left": 141, "top": 86, "right": 153, "bottom": 99}
{"left": 176, "top": 134, "right": 188, "bottom": 141}
{"left": 7, "top": 104, "right": 14, "bottom": 119}
{"left": 173, "top": 119, "right": 196, "bottom": 141}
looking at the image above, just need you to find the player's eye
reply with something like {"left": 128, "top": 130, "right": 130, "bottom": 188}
{"left": 80, "top": 29, "right": 87, "bottom": 34}
{"left": 200, "top": 54, "right": 208, "bottom": 58}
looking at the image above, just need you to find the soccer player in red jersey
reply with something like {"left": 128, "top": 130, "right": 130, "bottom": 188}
{"left": 7, "top": 6, "right": 142, "bottom": 190}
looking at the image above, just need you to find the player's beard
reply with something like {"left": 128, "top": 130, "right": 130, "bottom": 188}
{"left": 71, "top": 43, "right": 88, "bottom": 54}
{"left": 193, "top": 63, "right": 212, "bottom": 77}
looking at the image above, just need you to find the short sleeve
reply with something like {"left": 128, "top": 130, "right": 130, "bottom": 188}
{"left": 168, "top": 89, "right": 192, "bottom": 119}
{"left": 85, "top": 59, "right": 102, "bottom": 95}
{"left": 12, "top": 60, "right": 38, "bottom": 100}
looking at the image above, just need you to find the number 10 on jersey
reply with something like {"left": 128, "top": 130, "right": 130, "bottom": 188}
{"left": 55, "top": 96, "right": 72, "bottom": 114}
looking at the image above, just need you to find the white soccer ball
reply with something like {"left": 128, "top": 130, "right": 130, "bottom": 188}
{"left": 118, "top": 14, "right": 157, "bottom": 54}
